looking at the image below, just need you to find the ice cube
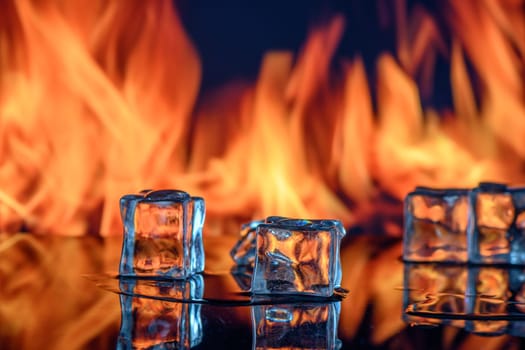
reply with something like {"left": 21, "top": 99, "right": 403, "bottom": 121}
{"left": 230, "top": 219, "right": 264, "bottom": 266}
{"left": 117, "top": 275, "right": 203, "bottom": 349}
{"left": 468, "top": 183, "right": 515, "bottom": 264}
{"left": 251, "top": 217, "right": 346, "bottom": 297}
{"left": 251, "top": 303, "right": 341, "bottom": 350}
{"left": 119, "top": 190, "right": 205, "bottom": 279}
{"left": 403, "top": 187, "right": 469, "bottom": 262}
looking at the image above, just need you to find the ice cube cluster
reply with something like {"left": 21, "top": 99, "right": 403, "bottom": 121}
{"left": 118, "top": 189, "right": 346, "bottom": 297}
{"left": 119, "top": 190, "right": 205, "bottom": 279}
{"left": 231, "top": 216, "right": 346, "bottom": 297}
{"left": 404, "top": 182, "right": 525, "bottom": 264}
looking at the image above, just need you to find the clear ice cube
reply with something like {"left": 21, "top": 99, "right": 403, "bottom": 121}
{"left": 468, "top": 183, "right": 515, "bottom": 264}
{"left": 117, "top": 275, "right": 203, "bottom": 349}
{"left": 251, "top": 303, "right": 341, "bottom": 350}
{"left": 403, "top": 187, "right": 469, "bottom": 262}
{"left": 119, "top": 190, "right": 205, "bottom": 279}
{"left": 251, "top": 217, "right": 346, "bottom": 297}
{"left": 230, "top": 219, "right": 264, "bottom": 266}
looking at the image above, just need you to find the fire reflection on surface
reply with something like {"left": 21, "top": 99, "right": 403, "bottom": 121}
{"left": 2, "top": 233, "right": 525, "bottom": 349}
{"left": 0, "top": 0, "right": 523, "bottom": 236}
{"left": 0, "top": 234, "right": 121, "bottom": 349}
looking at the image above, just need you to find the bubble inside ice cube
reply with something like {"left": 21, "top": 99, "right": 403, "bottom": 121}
{"left": 251, "top": 217, "right": 346, "bottom": 297}
{"left": 119, "top": 190, "right": 205, "bottom": 279}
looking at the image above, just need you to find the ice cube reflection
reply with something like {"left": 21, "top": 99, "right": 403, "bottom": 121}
{"left": 403, "top": 262, "right": 525, "bottom": 337}
{"left": 235, "top": 217, "right": 346, "bottom": 297}
{"left": 117, "top": 276, "right": 203, "bottom": 349}
{"left": 251, "top": 302, "right": 341, "bottom": 349}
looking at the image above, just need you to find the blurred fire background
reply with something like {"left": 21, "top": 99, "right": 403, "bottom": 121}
{"left": 0, "top": 0, "right": 522, "bottom": 237}
{"left": 0, "top": 1, "right": 524, "bottom": 349}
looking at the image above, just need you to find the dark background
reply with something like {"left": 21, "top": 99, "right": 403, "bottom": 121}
{"left": 178, "top": 0, "right": 454, "bottom": 109}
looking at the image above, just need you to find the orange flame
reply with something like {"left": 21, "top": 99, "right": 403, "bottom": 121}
{"left": 0, "top": 0, "right": 524, "bottom": 236}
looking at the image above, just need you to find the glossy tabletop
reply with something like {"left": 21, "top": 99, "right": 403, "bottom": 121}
{"left": 0, "top": 232, "right": 524, "bottom": 349}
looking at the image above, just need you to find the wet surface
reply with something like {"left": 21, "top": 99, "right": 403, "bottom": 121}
{"left": 2, "top": 233, "right": 525, "bottom": 349}
{"left": 87, "top": 272, "right": 347, "bottom": 306}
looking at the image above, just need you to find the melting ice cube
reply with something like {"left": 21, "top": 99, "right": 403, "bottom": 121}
{"left": 119, "top": 190, "right": 205, "bottom": 279}
{"left": 251, "top": 217, "right": 346, "bottom": 297}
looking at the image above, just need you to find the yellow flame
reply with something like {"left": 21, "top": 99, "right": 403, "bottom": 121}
{"left": 0, "top": 0, "right": 523, "bottom": 235}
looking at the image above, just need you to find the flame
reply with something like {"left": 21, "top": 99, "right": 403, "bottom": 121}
{"left": 0, "top": 0, "right": 201, "bottom": 235}
{"left": 0, "top": 0, "right": 524, "bottom": 236}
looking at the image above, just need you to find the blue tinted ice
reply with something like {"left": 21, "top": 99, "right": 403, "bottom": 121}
{"left": 251, "top": 217, "right": 346, "bottom": 297}
{"left": 119, "top": 189, "right": 205, "bottom": 279}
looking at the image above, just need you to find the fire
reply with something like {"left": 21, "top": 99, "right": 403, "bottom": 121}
{"left": 0, "top": 0, "right": 524, "bottom": 236}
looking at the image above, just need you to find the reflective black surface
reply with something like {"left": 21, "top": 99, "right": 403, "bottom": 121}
{"left": 2, "top": 233, "right": 525, "bottom": 349}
